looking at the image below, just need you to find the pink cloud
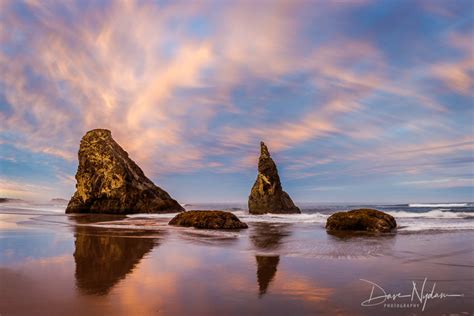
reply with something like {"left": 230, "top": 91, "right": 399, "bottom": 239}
{"left": 431, "top": 33, "right": 473, "bottom": 95}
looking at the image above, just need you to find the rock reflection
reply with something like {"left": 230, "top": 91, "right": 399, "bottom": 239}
{"left": 325, "top": 230, "right": 396, "bottom": 259}
{"left": 70, "top": 216, "right": 161, "bottom": 295}
{"left": 255, "top": 255, "right": 279, "bottom": 297}
{"left": 177, "top": 229, "right": 240, "bottom": 247}
{"left": 250, "top": 222, "right": 291, "bottom": 251}
{"left": 250, "top": 223, "right": 291, "bottom": 297}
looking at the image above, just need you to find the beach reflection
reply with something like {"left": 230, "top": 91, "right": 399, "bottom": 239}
{"left": 250, "top": 223, "right": 291, "bottom": 297}
{"left": 250, "top": 222, "right": 291, "bottom": 251}
{"left": 255, "top": 255, "right": 280, "bottom": 296}
{"left": 70, "top": 216, "right": 162, "bottom": 295}
{"left": 1, "top": 210, "right": 471, "bottom": 315}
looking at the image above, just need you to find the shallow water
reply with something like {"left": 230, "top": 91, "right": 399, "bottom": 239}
{"left": 0, "top": 203, "right": 473, "bottom": 315}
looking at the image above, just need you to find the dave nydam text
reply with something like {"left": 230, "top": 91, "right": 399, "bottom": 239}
{"left": 360, "top": 278, "right": 464, "bottom": 311}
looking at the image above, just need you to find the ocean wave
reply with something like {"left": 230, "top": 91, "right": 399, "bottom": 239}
{"left": 387, "top": 210, "right": 473, "bottom": 219}
{"left": 233, "top": 211, "right": 328, "bottom": 223}
{"left": 408, "top": 203, "right": 468, "bottom": 207}
{"left": 0, "top": 203, "right": 66, "bottom": 213}
{"left": 2, "top": 204, "right": 472, "bottom": 233}
{"left": 127, "top": 213, "right": 178, "bottom": 219}
{"left": 127, "top": 211, "right": 329, "bottom": 224}
{"left": 397, "top": 221, "right": 474, "bottom": 231}
{"left": 126, "top": 209, "right": 474, "bottom": 222}
{"left": 78, "top": 213, "right": 474, "bottom": 234}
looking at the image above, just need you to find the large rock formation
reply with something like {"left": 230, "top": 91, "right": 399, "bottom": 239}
{"left": 326, "top": 209, "right": 397, "bottom": 233}
{"left": 248, "top": 142, "right": 300, "bottom": 214}
{"left": 169, "top": 210, "right": 248, "bottom": 229}
{"left": 66, "top": 129, "right": 184, "bottom": 214}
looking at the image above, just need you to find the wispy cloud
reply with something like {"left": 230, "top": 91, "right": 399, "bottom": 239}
{"left": 399, "top": 178, "right": 474, "bottom": 189}
{"left": 0, "top": 0, "right": 472, "bottom": 201}
{"left": 431, "top": 34, "right": 473, "bottom": 95}
{"left": 0, "top": 179, "right": 55, "bottom": 199}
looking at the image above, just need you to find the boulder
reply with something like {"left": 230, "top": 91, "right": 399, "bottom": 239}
{"left": 248, "top": 142, "right": 300, "bottom": 214}
{"left": 169, "top": 210, "right": 248, "bottom": 229}
{"left": 66, "top": 129, "right": 184, "bottom": 214}
{"left": 326, "top": 209, "right": 397, "bottom": 233}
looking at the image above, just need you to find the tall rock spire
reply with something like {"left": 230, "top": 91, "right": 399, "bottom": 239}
{"left": 248, "top": 142, "right": 300, "bottom": 214}
{"left": 66, "top": 129, "right": 184, "bottom": 214}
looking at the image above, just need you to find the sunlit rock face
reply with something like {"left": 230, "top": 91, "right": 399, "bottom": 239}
{"left": 66, "top": 129, "right": 184, "bottom": 214}
{"left": 248, "top": 142, "right": 300, "bottom": 215}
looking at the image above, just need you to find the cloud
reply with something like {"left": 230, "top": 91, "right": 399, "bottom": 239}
{"left": 283, "top": 136, "right": 474, "bottom": 183}
{"left": 400, "top": 178, "right": 474, "bottom": 189}
{"left": 431, "top": 34, "right": 474, "bottom": 95}
{"left": 2, "top": 0, "right": 384, "bottom": 174}
{"left": 1, "top": 0, "right": 215, "bottom": 174}
{"left": 0, "top": 0, "right": 472, "bottom": 202}
{"left": 211, "top": 37, "right": 389, "bottom": 171}
{"left": 0, "top": 179, "right": 55, "bottom": 199}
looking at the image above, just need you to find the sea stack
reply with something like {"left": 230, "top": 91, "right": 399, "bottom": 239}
{"left": 66, "top": 129, "right": 184, "bottom": 214}
{"left": 248, "top": 142, "right": 300, "bottom": 214}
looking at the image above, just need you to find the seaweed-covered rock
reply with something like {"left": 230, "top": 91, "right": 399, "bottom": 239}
{"left": 248, "top": 142, "right": 300, "bottom": 214}
{"left": 326, "top": 209, "right": 397, "bottom": 233}
{"left": 66, "top": 129, "right": 184, "bottom": 214}
{"left": 169, "top": 210, "right": 248, "bottom": 229}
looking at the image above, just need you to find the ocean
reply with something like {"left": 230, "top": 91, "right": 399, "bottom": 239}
{"left": 134, "top": 201, "right": 474, "bottom": 231}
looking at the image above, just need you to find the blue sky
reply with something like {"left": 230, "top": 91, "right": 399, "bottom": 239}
{"left": 0, "top": 0, "right": 473, "bottom": 203}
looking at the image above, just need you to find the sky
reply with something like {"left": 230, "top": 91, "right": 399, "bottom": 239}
{"left": 0, "top": 0, "right": 473, "bottom": 203}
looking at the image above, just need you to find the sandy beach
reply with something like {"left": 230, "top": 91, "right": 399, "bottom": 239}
{"left": 0, "top": 203, "right": 472, "bottom": 315}
{"left": 1, "top": 0, "right": 473, "bottom": 315}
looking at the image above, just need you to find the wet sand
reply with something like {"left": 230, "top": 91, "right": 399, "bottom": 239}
{"left": 0, "top": 210, "right": 473, "bottom": 315}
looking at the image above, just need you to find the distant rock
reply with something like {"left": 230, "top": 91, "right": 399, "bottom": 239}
{"left": 66, "top": 129, "right": 184, "bottom": 214}
{"left": 51, "top": 198, "right": 68, "bottom": 203}
{"left": 0, "top": 198, "right": 25, "bottom": 203}
{"left": 326, "top": 209, "right": 397, "bottom": 233}
{"left": 169, "top": 210, "right": 248, "bottom": 229}
{"left": 248, "top": 142, "right": 300, "bottom": 214}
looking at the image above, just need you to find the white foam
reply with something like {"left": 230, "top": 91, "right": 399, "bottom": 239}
{"left": 85, "top": 223, "right": 163, "bottom": 230}
{"left": 2, "top": 203, "right": 472, "bottom": 232}
{"left": 397, "top": 221, "right": 474, "bottom": 231}
{"left": 126, "top": 213, "right": 179, "bottom": 219}
{"left": 233, "top": 211, "right": 328, "bottom": 224}
{"left": 127, "top": 209, "right": 472, "bottom": 222}
{"left": 0, "top": 203, "right": 66, "bottom": 213}
{"left": 127, "top": 211, "right": 329, "bottom": 224}
{"left": 387, "top": 210, "right": 472, "bottom": 219}
{"left": 409, "top": 203, "right": 468, "bottom": 207}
